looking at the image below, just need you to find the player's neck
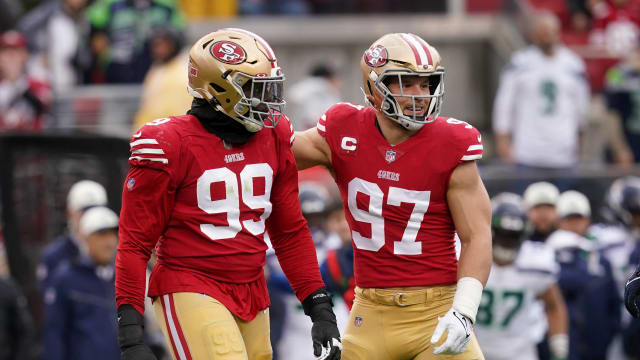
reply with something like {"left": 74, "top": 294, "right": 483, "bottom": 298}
{"left": 376, "top": 113, "right": 419, "bottom": 146}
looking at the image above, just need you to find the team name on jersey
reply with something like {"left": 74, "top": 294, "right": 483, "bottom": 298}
{"left": 224, "top": 152, "right": 245, "bottom": 163}
{"left": 377, "top": 170, "right": 400, "bottom": 181}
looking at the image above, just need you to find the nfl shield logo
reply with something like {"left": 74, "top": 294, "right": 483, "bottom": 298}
{"left": 354, "top": 316, "right": 363, "bottom": 327}
{"left": 385, "top": 149, "right": 396, "bottom": 163}
{"left": 126, "top": 177, "right": 135, "bottom": 191}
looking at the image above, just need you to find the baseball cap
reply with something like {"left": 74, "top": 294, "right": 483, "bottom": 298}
{"left": 523, "top": 181, "right": 560, "bottom": 210}
{"left": 557, "top": 190, "right": 591, "bottom": 218}
{"left": 79, "top": 206, "right": 119, "bottom": 236}
{"left": 0, "top": 30, "right": 27, "bottom": 49}
{"left": 67, "top": 180, "right": 108, "bottom": 212}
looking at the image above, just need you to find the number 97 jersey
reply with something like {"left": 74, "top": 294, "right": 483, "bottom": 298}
{"left": 317, "top": 103, "right": 483, "bottom": 288}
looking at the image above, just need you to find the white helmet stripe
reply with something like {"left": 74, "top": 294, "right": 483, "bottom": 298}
{"left": 399, "top": 33, "right": 422, "bottom": 66}
{"left": 401, "top": 33, "right": 430, "bottom": 67}
{"left": 409, "top": 33, "right": 433, "bottom": 66}
{"left": 223, "top": 27, "right": 278, "bottom": 68}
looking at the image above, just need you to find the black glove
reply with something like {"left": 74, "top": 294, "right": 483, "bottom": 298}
{"left": 117, "top": 305, "right": 158, "bottom": 360}
{"left": 625, "top": 269, "right": 640, "bottom": 318}
{"left": 302, "top": 289, "right": 342, "bottom": 360}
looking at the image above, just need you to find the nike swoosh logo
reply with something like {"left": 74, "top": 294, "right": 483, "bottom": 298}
{"left": 477, "top": 135, "right": 482, "bottom": 143}
{"left": 452, "top": 311, "right": 471, "bottom": 338}
{"left": 133, "top": 131, "right": 142, "bottom": 138}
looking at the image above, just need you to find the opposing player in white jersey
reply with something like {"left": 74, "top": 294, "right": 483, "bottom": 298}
{"left": 475, "top": 193, "right": 569, "bottom": 360}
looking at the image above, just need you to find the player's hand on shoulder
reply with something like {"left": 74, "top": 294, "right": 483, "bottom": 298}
{"left": 430, "top": 307, "right": 472, "bottom": 355}
{"left": 625, "top": 269, "right": 640, "bottom": 318}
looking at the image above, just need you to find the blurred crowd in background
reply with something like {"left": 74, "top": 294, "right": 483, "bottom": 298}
{"left": 3, "top": 0, "right": 640, "bottom": 359}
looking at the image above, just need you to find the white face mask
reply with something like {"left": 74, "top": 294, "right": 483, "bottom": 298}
{"left": 493, "top": 245, "right": 519, "bottom": 264}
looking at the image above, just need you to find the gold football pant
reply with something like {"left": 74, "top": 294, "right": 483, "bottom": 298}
{"left": 152, "top": 292, "right": 272, "bottom": 360}
{"left": 342, "top": 285, "right": 485, "bottom": 360}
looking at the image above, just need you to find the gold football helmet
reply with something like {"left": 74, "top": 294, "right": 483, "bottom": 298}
{"left": 360, "top": 33, "right": 445, "bottom": 130}
{"left": 188, "top": 28, "right": 285, "bottom": 132}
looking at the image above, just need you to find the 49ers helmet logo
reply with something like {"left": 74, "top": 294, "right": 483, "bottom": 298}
{"left": 364, "top": 45, "right": 388, "bottom": 67}
{"left": 210, "top": 41, "right": 247, "bottom": 64}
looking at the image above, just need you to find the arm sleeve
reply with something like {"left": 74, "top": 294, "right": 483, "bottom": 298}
{"left": 116, "top": 120, "right": 179, "bottom": 315}
{"left": 574, "top": 66, "right": 591, "bottom": 129}
{"left": 116, "top": 166, "right": 175, "bottom": 315}
{"left": 266, "top": 119, "right": 326, "bottom": 303}
{"left": 493, "top": 63, "right": 519, "bottom": 135}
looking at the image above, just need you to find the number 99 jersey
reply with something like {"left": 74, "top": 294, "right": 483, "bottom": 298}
{"left": 317, "top": 103, "right": 483, "bottom": 288}
{"left": 117, "top": 114, "right": 323, "bottom": 320}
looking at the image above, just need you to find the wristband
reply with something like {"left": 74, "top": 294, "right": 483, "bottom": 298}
{"left": 549, "top": 334, "right": 569, "bottom": 359}
{"left": 302, "top": 288, "right": 333, "bottom": 316}
{"left": 452, "top": 277, "right": 484, "bottom": 324}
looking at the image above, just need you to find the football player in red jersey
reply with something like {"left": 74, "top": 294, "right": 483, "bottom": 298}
{"left": 292, "top": 33, "right": 492, "bottom": 359}
{"left": 115, "top": 28, "right": 341, "bottom": 360}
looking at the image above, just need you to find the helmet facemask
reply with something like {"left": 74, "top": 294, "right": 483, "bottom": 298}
{"left": 232, "top": 72, "right": 285, "bottom": 132}
{"left": 371, "top": 68, "right": 445, "bottom": 131}
{"left": 492, "top": 228, "right": 525, "bottom": 264}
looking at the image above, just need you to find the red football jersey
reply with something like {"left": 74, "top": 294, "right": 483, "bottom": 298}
{"left": 116, "top": 114, "right": 324, "bottom": 320}
{"left": 317, "top": 103, "right": 483, "bottom": 288}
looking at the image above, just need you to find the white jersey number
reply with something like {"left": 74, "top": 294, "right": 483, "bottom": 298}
{"left": 347, "top": 177, "right": 430, "bottom": 255}
{"left": 197, "top": 164, "right": 273, "bottom": 240}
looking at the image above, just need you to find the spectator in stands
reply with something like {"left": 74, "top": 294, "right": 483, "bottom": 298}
{"left": 37, "top": 180, "right": 107, "bottom": 290}
{"left": 603, "top": 46, "right": 640, "bottom": 166}
{"left": 85, "top": 0, "right": 186, "bottom": 84}
{"left": 43, "top": 206, "right": 120, "bottom": 360}
{"left": 0, "top": 30, "right": 51, "bottom": 132}
{"left": 133, "top": 26, "right": 190, "bottom": 131}
{"left": 18, "top": 0, "right": 91, "bottom": 91}
{"left": 288, "top": 63, "right": 342, "bottom": 130}
{"left": 523, "top": 181, "right": 560, "bottom": 243}
{"left": 493, "top": 12, "right": 589, "bottom": 171}
{"left": 0, "top": 0, "right": 22, "bottom": 32}
{"left": 546, "top": 190, "right": 621, "bottom": 360}
{"left": 590, "top": 0, "right": 640, "bottom": 56}
{"left": 241, "top": 0, "right": 310, "bottom": 15}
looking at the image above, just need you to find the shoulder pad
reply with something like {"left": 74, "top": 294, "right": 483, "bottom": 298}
{"left": 274, "top": 113, "right": 295, "bottom": 147}
{"left": 316, "top": 102, "right": 366, "bottom": 138}
{"left": 129, "top": 117, "right": 179, "bottom": 169}
{"left": 517, "top": 240, "right": 559, "bottom": 275}
{"left": 442, "top": 117, "right": 483, "bottom": 163}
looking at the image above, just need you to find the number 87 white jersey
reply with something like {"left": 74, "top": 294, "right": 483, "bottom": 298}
{"left": 474, "top": 241, "right": 559, "bottom": 360}
{"left": 317, "top": 103, "right": 483, "bottom": 288}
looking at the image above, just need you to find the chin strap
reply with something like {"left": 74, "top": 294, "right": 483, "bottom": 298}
{"left": 188, "top": 98, "right": 256, "bottom": 145}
